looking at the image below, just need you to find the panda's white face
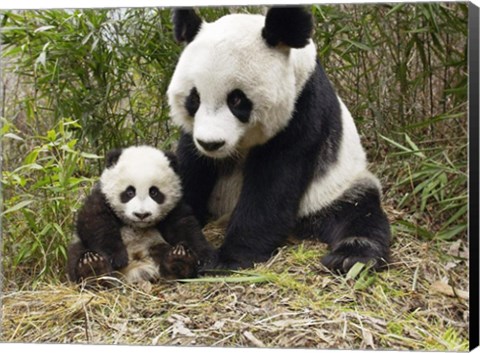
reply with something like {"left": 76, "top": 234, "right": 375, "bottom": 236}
{"left": 100, "top": 146, "right": 182, "bottom": 228}
{"left": 167, "top": 14, "right": 317, "bottom": 159}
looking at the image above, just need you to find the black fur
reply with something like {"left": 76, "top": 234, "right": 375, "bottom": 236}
{"left": 262, "top": 7, "right": 314, "bottom": 48}
{"left": 172, "top": 8, "right": 202, "bottom": 43}
{"left": 163, "top": 150, "right": 179, "bottom": 173}
{"left": 295, "top": 185, "right": 391, "bottom": 272}
{"left": 106, "top": 148, "right": 123, "bottom": 168}
{"left": 120, "top": 186, "right": 135, "bottom": 203}
{"left": 67, "top": 241, "right": 113, "bottom": 284}
{"left": 150, "top": 243, "right": 198, "bottom": 280}
{"left": 156, "top": 201, "right": 214, "bottom": 264}
{"left": 176, "top": 133, "right": 219, "bottom": 226}
{"left": 149, "top": 187, "right": 165, "bottom": 204}
{"left": 227, "top": 89, "right": 253, "bottom": 123}
{"left": 185, "top": 87, "right": 200, "bottom": 117}
{"left": 75, "top": 184, "right": 129, "bottom": 270}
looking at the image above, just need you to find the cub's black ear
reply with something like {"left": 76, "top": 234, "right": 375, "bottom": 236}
{"left": 163, "top": 151, "right": 179, "bottom": 173}
{"left": 172, "top": 8, "right": 203, "bottom": 43}
{"left": 105, "top": 148, "right": 123, "bottom": 168}
{"left": 262, "top": 6, "right": 314, "bottom": 48}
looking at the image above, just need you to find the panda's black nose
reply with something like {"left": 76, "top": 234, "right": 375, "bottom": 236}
{"left": 196, "top": 139, "right": 225, "bottom": 152}
{"left": 134, "top": 212, "right": 151, "bottom": 220}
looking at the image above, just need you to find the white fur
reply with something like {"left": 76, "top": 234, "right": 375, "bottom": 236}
{"left": 119, "top": 226, "right": 166, "bottom": 283}
{"left": 208, "top": 157, "right": 245, "bottom": 219}
{"left": 167, "top": 14, "right": 317, "bottom": 158}
{"left": 100, "top": 146, "right": 182, "bottom": 227}
{"left": 298, "top": 99, "right": 380, "bottom": 217}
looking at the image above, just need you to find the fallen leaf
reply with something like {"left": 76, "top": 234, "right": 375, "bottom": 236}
{"left": 430, "top": 281, "right": 468, "bottom": 300}
{"left": 172, "top": 321, "right": 195, "bottom": 337}
{"left": 447, "top": 240, "right": 462, "bottom": 257}
{"left": 243, "top": 331, "right": 265, "bottom": 347}
{"left": 212, "top": 320, "right": 225, "bottom": 330}
{"left": 362, "top": 328, "right": 375, "bottom": 349}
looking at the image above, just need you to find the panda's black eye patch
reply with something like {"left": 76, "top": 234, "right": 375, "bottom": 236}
{"left": 185, "top": 87, "right": 200, "bottom": 117}
{"left": 149, "top": 186, "right": 165, "bottom": 204}
{"left": 227, "top": 89, "right": 253, "bottom": 123}
{"left": 120, "top": 186, "right": 136, "bottom": 203}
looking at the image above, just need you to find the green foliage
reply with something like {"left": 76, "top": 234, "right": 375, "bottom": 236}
{"left": 382, "top": 132, "right": 467, "bottom": 241}
{"left": 311, "top": 3, "right": 467, "bottom": 139}
{"left": 1, "top": 119, "right": 99, "bottom": 286}
{"left": 1, "top": 9, "right": 180, "bottom": 157}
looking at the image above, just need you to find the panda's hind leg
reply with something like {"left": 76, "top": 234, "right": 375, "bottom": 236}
{"left": 67, "top": 241, "right": 113, "bottom": 283}
{"left": 296, "top": 186, "right": 391, "bottom": 273}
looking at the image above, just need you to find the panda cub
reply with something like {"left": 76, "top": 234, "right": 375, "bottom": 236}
{"left": 67, "top": 145, "right": 213, "bottom": 284}
{"left": 168, "top": 7, "right": 392, "bottom": 272}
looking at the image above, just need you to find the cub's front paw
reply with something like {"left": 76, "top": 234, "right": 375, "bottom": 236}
{"left": 76, "top": 251, "right": 113, "bottom": 281}
{"left": 160, "top": 244, "right": 198, "bottom": 279}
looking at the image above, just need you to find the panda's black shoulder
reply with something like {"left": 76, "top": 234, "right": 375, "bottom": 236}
{"left": 76, "top": 183, "right": 122, "bottom": 228}
{"left": 267, "top": 61, "right": 341, "bottom": 150}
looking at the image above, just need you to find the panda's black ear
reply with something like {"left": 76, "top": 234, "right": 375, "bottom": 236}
{"left": 163, "top": 151, "right": 179, "bottom": 173}
{"left": 262, "top": 6, "right": 314, "bottom": 49}
{"left": 172, "top": 8, "right": 203, "bottom": 43}
{"left": 105, "top": 148, "right": 123, "bottom": 168}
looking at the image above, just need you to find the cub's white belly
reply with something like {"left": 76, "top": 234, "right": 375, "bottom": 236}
{"left": 119, "top": 226, "right": 167, "bottom": 283}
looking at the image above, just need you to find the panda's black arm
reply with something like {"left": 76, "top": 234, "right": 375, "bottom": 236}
{"left": 176, "top": 132, "right": 218, "bottom": 225}
{"left": 75, "top": 186, "right": 129, "bottom": 269}
{"left": 156, "top": 200, "right": 215, "bottom": 266}
{"left": 217, "top": 144, "right": 315, "bottom": 269}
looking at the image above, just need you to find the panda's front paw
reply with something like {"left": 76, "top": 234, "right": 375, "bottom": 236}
{"left": 76, "top": 251, "right": 113, "bottom": 281}
{"left": 161, "top": 243, "right": 198, "bottom": 279}
{"left": 321, "top": 239, "right": 389, "bottom": 273}
{"left": 200, "top": 248, "right": 271, "bottom": 274}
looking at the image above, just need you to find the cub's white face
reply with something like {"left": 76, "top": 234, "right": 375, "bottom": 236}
{"left": 100, "top": 146, "right": 182, "bottom": 228}
{"left": 167, "top": 13, "right": 317, "bottom": 159}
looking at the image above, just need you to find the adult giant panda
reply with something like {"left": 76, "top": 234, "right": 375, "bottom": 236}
{"left": 67, "top": 146, "right": 214, "bottom": 284}
{"left": 167, "top": 7, "right": 391, "bottom": 272}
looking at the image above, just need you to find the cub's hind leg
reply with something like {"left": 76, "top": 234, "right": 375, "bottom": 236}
{"left": 150, "top": 243, "right": 198, "bottom": 279}
{"left": 296, "top": 186, "right": 391, "bottom": 273}
{"left": 67, "top": 241, "right": 113, "bottom": 283}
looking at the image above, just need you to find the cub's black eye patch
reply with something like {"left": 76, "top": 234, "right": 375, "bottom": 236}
{"left": 120, "top": 186, "right": 136, "bottom": 203}
{"left": 227, "top": 89, "right": 253, "bottom": 123}
{"left": 185, "top": 87, "right": 200, "bottom": 117}
{"left": 149, "top": 186, "right": 165, "bottom": 204}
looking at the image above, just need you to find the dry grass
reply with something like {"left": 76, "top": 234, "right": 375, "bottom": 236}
{"left": 0, "top": 210, "right": 469, "bottom": 350}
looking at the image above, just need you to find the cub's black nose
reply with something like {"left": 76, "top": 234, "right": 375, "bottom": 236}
{"left": 196, "top": 139, "right": 225, "bottom": 152}
{"left": 134, "top": 212, "right": 151, "bottom": 220}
